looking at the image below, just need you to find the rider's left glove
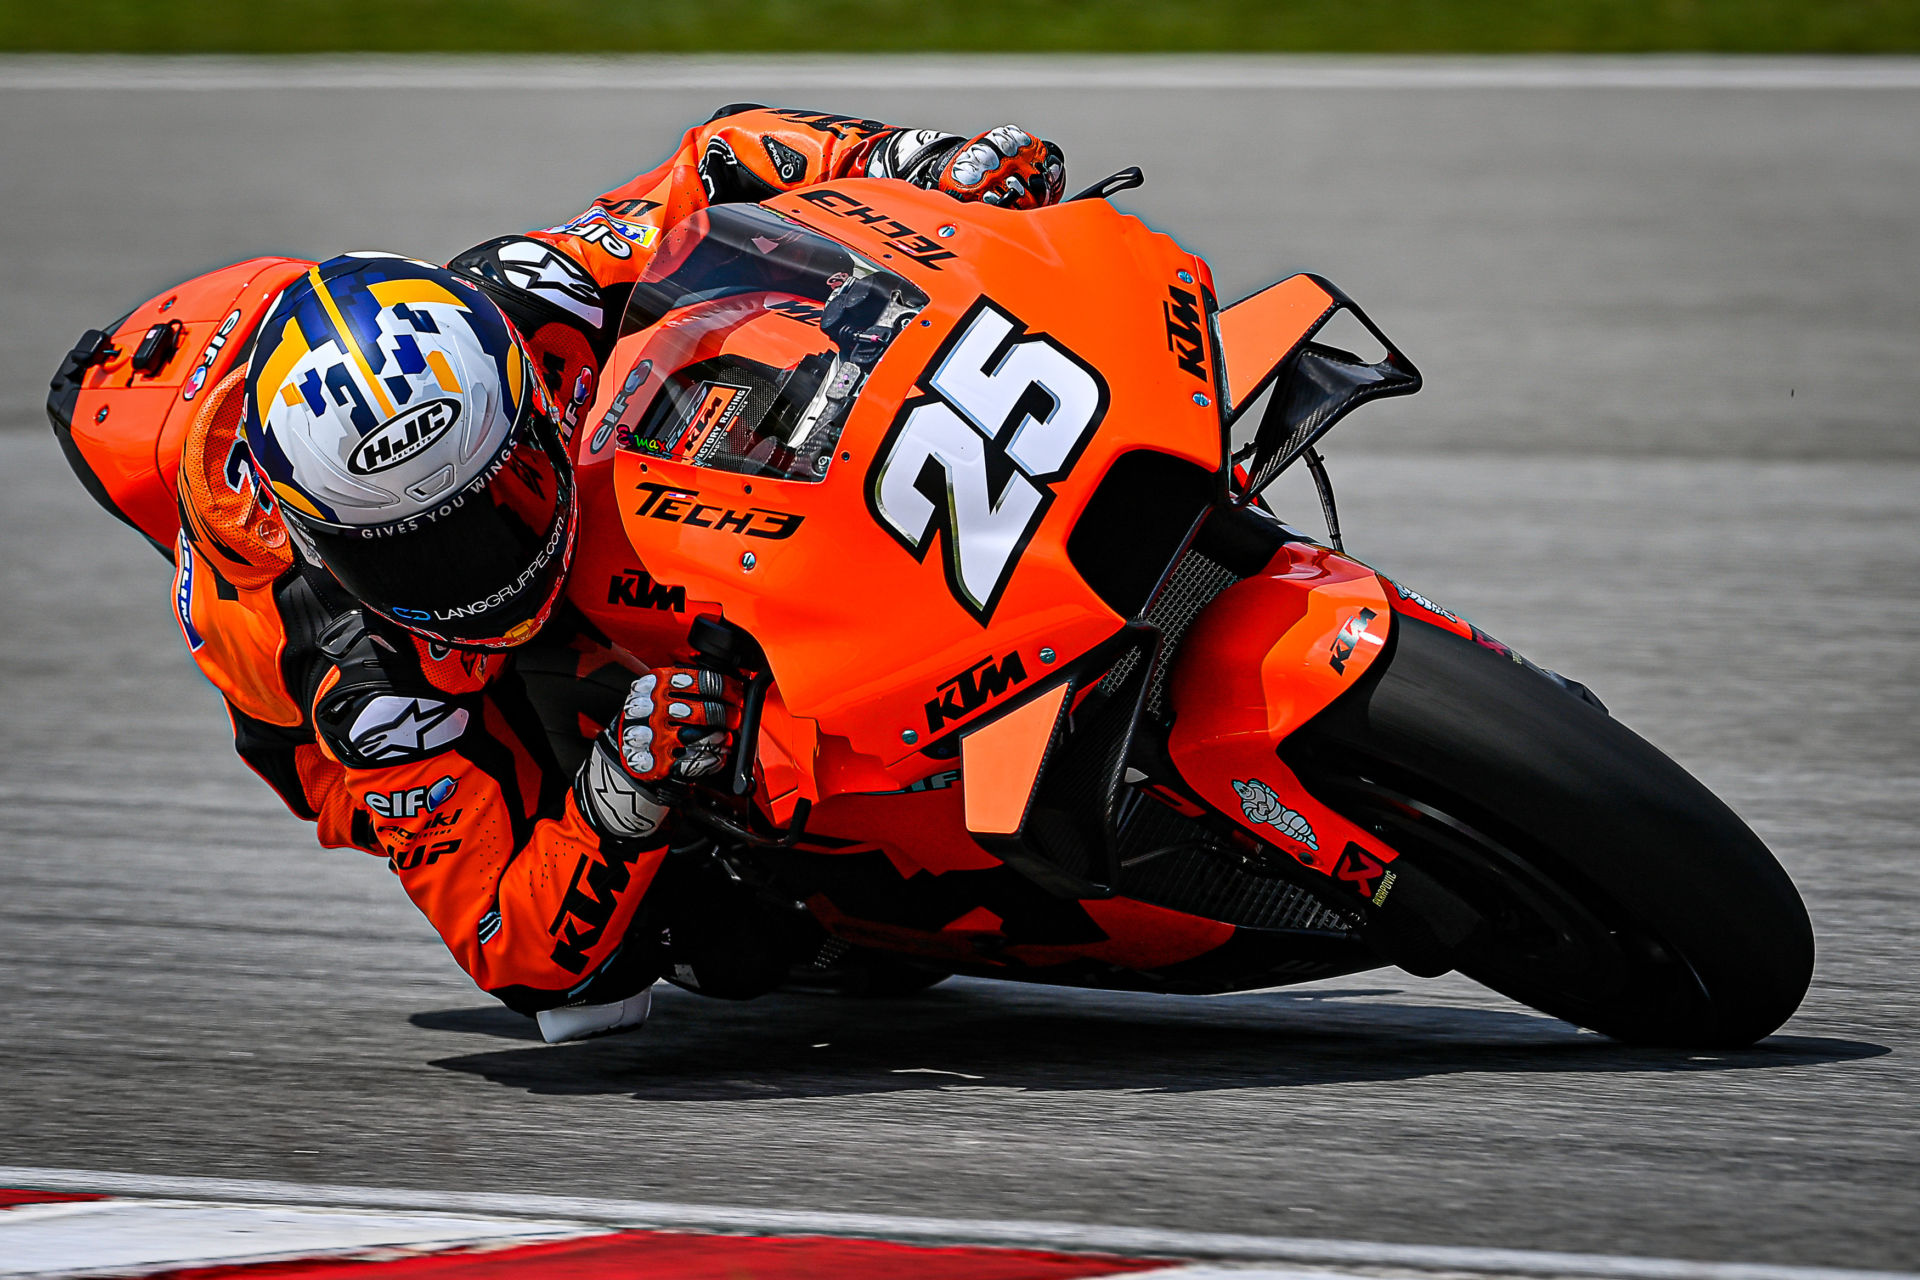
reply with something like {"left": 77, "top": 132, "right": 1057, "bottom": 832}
{"left": 573, "top": 667, "right": 744, "bottom": 842}
{"left": 868, "top": 124, "right": 1067, "bottom": 209}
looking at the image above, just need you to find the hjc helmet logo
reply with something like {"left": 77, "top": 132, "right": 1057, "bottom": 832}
{"left": 348, "top": 398, "right": 462, "bottom": 475}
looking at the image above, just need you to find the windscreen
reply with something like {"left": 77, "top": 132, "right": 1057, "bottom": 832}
{"left": 617, "top": 204, "right": 928, "bottom": 482}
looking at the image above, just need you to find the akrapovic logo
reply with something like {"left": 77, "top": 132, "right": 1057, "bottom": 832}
{"left": 348, "top": 398, "right": 461, "bottom": 475}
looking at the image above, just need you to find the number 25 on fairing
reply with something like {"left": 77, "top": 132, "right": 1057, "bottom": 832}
{"left": 867, "top": 299, "right": 1108, "bottom": 622}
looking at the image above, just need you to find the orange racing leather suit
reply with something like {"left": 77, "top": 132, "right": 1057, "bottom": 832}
{"left": 169, "top": 106, "right": 978, "bottom": 1014}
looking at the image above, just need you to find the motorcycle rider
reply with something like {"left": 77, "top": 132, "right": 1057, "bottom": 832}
{"left": 176, "top": 106, "right": 1069, "bottom": 1043}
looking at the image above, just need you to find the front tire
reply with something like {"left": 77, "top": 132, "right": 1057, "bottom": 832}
{"left": 1283, "top": 617, "right": 1814, "bottom": 1047}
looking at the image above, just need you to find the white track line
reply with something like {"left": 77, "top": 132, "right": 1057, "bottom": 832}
{"left": 0, "top": 54, "right": 1918, "bottom": 92}
{"left": 1, "top": 1167, "right": 1913, "bottom": 1280}
{"left": 0, "top": 1197, "right": 584, "bottom": 1278}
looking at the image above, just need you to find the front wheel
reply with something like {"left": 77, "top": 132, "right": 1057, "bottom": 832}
{"left": 1282, "top": 617, "right": 1814, "bottom": 1047}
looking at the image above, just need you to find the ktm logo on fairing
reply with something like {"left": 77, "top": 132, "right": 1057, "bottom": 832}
{"left": 1328, "top": 607, "right": 1379, "bottom": 675}
{"left": 607, "top": 568, "right": 685, "bottom": 612}
{"left": 869, "top": 299, "right": 1109, "bottom": 623}
{"left": 925, "top": 651, "right": 1028, "bottom": 731}
{"left": 1163, "top": 285, "right": 1207, "bottom": 382}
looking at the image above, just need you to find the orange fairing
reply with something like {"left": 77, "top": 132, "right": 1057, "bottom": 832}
{"left": 605, "top": 180, "right": 1224, "bottom": 768}
{"left": 1218, "top": 275, "right": 1336, "bottom": 416}
{"left": 1166, "top": 543, "right": 1396, "bottom": 880}
{"left": 51, "top": 257, "right": 311, "bottom": 549}
{"left": 962, "top": 681, "right": 1069, "bottom": 836}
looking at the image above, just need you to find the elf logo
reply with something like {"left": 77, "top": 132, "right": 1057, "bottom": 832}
{"left": 181, "top": 308, "right": 243, "bottom": 402}
{"left": 348, "top": 398, "right": 461, "bottom": 475}
{"left": 366, "top": 775, "right": 457, "bottom": 819}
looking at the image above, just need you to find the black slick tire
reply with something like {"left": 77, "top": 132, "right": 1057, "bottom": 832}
{"left": 1282, "top": 617, "right": 1814, "bottom": 1047}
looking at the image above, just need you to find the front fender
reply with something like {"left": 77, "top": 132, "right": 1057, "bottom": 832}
{"left": 1166, "top": 544, "right": 1399, "bottom": 895}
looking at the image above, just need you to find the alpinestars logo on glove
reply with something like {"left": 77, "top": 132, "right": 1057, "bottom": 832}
{"left": 868, "top": 299, "right": 1108, "bottom": 622}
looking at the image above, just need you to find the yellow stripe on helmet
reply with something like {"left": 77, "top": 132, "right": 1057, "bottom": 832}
{"left": 426, "top": 350, "right": 463, "bottom": 395}
{"left": 270, "top": 481, "right": 325, "bottom": 519}
{"left": 307, "top": 266, "right": 397, "bottom": 420}
{"left": 253, "top": 316, "right": 314, "bottom": 417}
{"left": 367, "top": 278, "right": 471, "bottom": 312}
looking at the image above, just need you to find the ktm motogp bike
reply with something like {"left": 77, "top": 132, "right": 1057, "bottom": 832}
{"left": 50, "top": 170, "right": 1813, "bottom": 1047}
{"left": 574, "top": 170, "right": 1812, "bottom": 1047}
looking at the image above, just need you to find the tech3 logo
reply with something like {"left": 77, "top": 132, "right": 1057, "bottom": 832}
{"left": 793, "top": 190, "right": 958, "bottom": 270}
{"left": 869, "top": 299, "right": 1108, "bottom": 622}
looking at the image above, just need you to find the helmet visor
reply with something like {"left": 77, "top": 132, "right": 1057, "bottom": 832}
{"left": 294, "top": 414, "right": 574, "bottom": 646}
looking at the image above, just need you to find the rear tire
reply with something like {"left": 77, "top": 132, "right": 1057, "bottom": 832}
{"left": 1283, "top": 617, "right": 1813, "bottom": 1047}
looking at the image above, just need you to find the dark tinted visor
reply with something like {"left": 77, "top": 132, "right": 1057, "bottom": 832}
{"left": 297, "top": 416, "right": 573, "bottom": 644}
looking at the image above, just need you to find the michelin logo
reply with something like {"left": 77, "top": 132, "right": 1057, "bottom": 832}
{"left": 1391, "top": 581, "right": 1462, "bottom": 625}
{"left": 1232, "top": 779, "right": 1318, "bottom": 850}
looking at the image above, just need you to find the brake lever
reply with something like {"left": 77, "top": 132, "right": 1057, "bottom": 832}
{"left": 686, "top": 615, "right": 774, "bottom": 800}
{"left": 1067, "top": 166, "right": 1144, "bottom": 203}
{"left": 729, "top": 671, "right": 773, "bottom": 797}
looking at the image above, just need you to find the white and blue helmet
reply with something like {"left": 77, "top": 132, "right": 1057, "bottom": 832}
{"left": 242, "top": 253, "right": 575, "bottom": 648}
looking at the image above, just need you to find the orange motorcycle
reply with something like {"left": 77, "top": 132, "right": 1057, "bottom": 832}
{"left": 552, "top": 171, "right": 1812, "bottom": 1047}
{"left": 51, "top": 171, "right": 1813, "bottom": 1047}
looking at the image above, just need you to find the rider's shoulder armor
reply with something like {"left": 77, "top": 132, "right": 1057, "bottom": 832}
{"left": 311, "top": 611, "right": 501, "bottom": 771}
{"left": 447, "top": 235, "right": 617, "bottom": 362}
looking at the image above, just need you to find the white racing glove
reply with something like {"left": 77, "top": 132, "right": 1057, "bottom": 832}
{"left": 572, "top": 666, "right": 744, "bottom": 842}
{"left": 867, "top": 124, "right": 1067, "bottom": 209}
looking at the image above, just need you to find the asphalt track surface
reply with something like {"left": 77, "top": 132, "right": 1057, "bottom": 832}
{"left": 2, "top": 57, "right": 1916, "bottom": 1271}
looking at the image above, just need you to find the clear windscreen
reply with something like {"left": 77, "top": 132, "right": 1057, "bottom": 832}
{"left": 616, "top": 204, "right": 928, "bottom": 482}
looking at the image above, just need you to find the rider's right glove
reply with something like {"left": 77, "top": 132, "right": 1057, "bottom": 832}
{"left": 572, "top": 667, "right": 744, "bottom": 842}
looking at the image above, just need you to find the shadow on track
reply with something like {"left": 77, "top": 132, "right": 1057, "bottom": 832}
{"left": 412, "top": 980, "right": 1886, "bottom": 1101}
